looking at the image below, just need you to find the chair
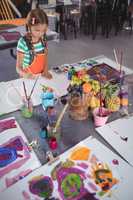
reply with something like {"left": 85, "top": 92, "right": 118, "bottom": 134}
{"left": 126, "top": 2, "right": 133, "bottom": 34}
{"left": 0, "top": 0, "right": 26, "bottom": 26}
{"left": 112, "top": 0, "right": 128, "bottom": 35}
{"left": 81, "top": 0, "right": 113, "bottom": 39}
{"left": 56, "top": 3, "right": 79, "bottom": 39}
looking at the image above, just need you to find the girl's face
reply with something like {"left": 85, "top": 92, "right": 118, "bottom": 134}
{"left": 30, "top": 24, "right": 48, "bottom": 42}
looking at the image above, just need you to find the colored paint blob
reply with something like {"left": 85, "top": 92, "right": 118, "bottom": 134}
{"left": 29, "top": 176, "right": 53, "bottom": 198}
{"left": 61, "top": 173, "right": 82, "bottom": 198}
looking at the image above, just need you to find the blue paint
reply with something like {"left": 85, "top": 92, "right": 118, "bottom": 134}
{"left": 41, "top": 92, "right": 54, "bottom": 100}
{"left": 0, "top": 147, "right": 17, "bottom": 168}
{"left": 39, "top": 128, "right": 48, "bottom": 139}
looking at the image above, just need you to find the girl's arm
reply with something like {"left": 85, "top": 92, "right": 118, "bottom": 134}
{"left": 41, "top": 49, "right": 52, "bottom": 79}
{"left": 16, "top": 51, "right": 34, "bottom": 78}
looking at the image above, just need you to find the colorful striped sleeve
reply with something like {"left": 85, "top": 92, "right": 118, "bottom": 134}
{"left": 17, "top": 37, "right": 29, "bottom": 53}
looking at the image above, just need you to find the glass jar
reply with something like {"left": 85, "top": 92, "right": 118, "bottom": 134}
{"left": 21, "top": 97, "right": 33, "bottom": 118}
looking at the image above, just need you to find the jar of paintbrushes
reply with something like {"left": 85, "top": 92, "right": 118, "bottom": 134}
{"left": 21, "top": 97, "right": 33, "bottom": 118}
{"left": 21, "top": 77, "right": 39, "bottom": 118}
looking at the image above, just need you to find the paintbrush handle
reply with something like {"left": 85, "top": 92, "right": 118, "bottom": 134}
{"left": 54, "top": 103, "right": 69, "bottom": 132}
{"left": 29, "top": 75, "right": 39, "bottom": 99}
{"left": 23, "top": 81, "right": 28, "bottom": 101}
{"left": 119, "top": 51, "right": 123, "bottom": 74}
{"left": 113, "top": 49, "right": 119, "bottom": 66}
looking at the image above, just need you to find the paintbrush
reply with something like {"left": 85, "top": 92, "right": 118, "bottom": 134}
{"left": 23, "top": 81, "right": 28, "bottom": 101}
{"left": 119, "top": 50, "right": 123, "bottom": 75}
{"left": 29, "top": 75, "right": 39, "bottom": 100}
{"left": 53, "top": 103, "right": 69, "bottom": 133}
{"left": 98, "top": 73, "right": 103, "bottom": 117}
{"left": 22, "top": 81, "right": 29, "bottom": 109}
{"left": 113, "top": 48, "right": 119, "bottom": 66}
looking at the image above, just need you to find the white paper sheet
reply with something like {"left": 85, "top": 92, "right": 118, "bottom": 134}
{"left": 96, "top": 115, "right": 133, "bottom": 166}
{"left": 0, "top": 71, "right": 69, "bottom": 115}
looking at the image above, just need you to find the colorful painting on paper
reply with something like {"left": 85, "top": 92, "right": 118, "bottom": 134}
{"left": 25, "top": 147, "right": 119, "bottom": 200}
{"left": 1, "top": 138, "right": 128, "bottom": 200}
{"left": 49, "top": 150, "right": 119, "bottom": 200}
{"left": 0, "top": 136, "right": 30, "bottom": 178}
{"left": 19, "top": 146, "right": 119, "bottom": 200}
{"left": 87, "top": 63, "right": 120, "bottom": 83}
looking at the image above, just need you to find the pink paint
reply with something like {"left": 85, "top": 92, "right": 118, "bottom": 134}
{"left": 0, "top": 136, "right": 30, "bottom": 178}
{"left": 5, "top": 169, "right": 32, "bottom": 187}
{"left": 77, "top": 162, "right": 88, "bottom": 169}
{"left": 112, "top": 159, "right": 119, "bottom": 165}
{"left": 57, "top": 167, "right": 88, "bottom": 200}
{"left": 22, "top": 190, "right": 31, "bottom": 200}
{"left": 0, "top": 119, "right": 16, "bottom": 133}
{"left": 88, "top": 182, "right": 98, "bottom": 192}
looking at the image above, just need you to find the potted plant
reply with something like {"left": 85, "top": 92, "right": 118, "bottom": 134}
{"left": 92, "top": 79, "right": 120, "bottom": 127}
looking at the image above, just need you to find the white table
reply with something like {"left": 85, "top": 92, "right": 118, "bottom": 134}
{"left": 0, "top": 55, "right": 133, "bottom": 115}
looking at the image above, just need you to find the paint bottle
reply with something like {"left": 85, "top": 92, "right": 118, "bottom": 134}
{"left": 39, "top": 126, "right": 48, "bottom": 139}
{"left": 49, "top": 137, "right": 58, "bottom": 150}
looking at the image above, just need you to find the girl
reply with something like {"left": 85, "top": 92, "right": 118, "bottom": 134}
{"left": 16, "top": 8, "right": 52, "bottom": 79}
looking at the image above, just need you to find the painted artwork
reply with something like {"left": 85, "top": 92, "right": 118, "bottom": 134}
{"left": 1, "top": 137, "right": 132, "bottom": 200}
{"left": 96, "top": 115, "right": 133, "bottom": 166}
{"left": 29, "top": 175, "right": 53, "bottom": 198}
{"left": 0, "top": 136, "right": 30, "bottom": 178}
{"left": 0, "top": 117, "right": 40, "bottom": 192}
{"left": 87, "top": 63, "right": 120, "bottom": 83}
{"left": 0, "top": 118, "right": 17, "bottom": 133}
{"left": 49, "top": 149, "right": 119, "bottom": 200}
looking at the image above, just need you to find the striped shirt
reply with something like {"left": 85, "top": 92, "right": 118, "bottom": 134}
{"left": 17, "top": 37, "right": 46, "bottom": 69}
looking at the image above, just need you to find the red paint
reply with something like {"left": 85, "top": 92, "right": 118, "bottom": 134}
{"left": 49, "top": 137, "right": 58, "bottom": 150}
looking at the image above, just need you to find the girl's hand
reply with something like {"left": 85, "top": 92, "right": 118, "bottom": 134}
{"left": 21, "top": 72, "right": 36, "bottom": 79}
{"left": 41, "top": 71, "right": 52, "bottom": 79}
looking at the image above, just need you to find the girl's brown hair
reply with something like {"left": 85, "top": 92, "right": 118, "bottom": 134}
{"left": 24, "top": 9, "right": 48, "bottom": 62}
{"left": 26, "top": 8, "right": 48, "bottom": 31}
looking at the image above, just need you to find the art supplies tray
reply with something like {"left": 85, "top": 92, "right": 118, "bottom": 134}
{"left": 87, "top": 63, "right": 121, "bottom": 83}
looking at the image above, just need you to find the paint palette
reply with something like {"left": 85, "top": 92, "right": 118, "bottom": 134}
{"left": 87, "top": 63, "right": 121, "bottom": 83}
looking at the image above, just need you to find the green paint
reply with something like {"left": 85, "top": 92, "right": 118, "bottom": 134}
{"left": 97, "top": 191, "right": 106, "bottom": 196}
{"left": 61, "top": 173, "right": 82, "bottom": 198}
{"left": 21, "top": 106, "right": 33, "bottom": 118}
